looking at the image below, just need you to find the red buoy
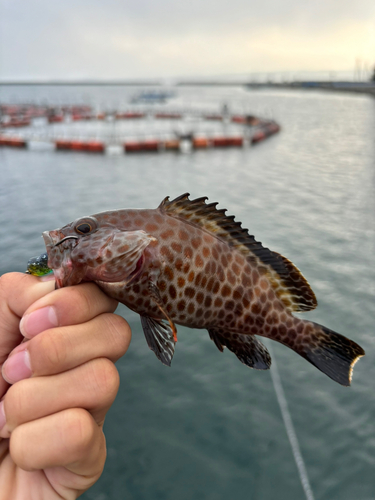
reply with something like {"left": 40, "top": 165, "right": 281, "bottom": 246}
{"left": 192, "top": 137, "right": 210, "bottom": 149}
{"left": 0, "top": 136, "right": 27, "bottom": 147}
{"left": 56, "top": 140, "right": 104, "bottom": 153}
{"left": 116, "top": 112, "right": 145, "bottom": 119}
{"left": 162, "top": 139, "right": 180, "bottom": 150}
{"left": 124, "top": 140, "right": 160, "bottom": 152}
{"left": 231, "top": 115, "right": 246, "bottom": 124}
{"left": 212, "top": 136, "right": 243, "bottom": 147}
{"left": 154, "top": 113, "right": 182, "bottom": 119}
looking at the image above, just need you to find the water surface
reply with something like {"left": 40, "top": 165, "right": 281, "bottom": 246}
{"left": 1, "top": 85, "right": 374, "bottom": 500}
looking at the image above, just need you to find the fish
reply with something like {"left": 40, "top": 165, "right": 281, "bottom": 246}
{"left": 41, "top": 193, "right": 364, "bottom": 386}
{"left": 26, "top": 252, "right": 53, "bottom": 276}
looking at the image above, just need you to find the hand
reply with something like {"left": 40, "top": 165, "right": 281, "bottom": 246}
{"left": 0, "top": 272, "right": 131, "bottom": 499}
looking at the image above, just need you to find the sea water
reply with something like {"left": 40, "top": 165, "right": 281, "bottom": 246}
{"left": 1, "top": 84, "right": 374, "bottom": 500}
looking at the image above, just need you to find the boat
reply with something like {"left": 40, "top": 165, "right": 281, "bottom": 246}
{"left": 130, "top": 90, "right": 176, "bottom": 104}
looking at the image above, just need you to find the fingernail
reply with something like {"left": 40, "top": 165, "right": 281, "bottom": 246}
{"left": 0, "top": 401, "right": 5, "bottom": 431}
{"left": 20, "top": 306, "right": 58, "bottom": 338}
{"left": 2, "top": 350, "right": 32, "bottom": 384}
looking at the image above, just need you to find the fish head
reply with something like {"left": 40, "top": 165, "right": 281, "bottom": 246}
{"left": 43, "top": 214, "right": 156, "bottom": 288}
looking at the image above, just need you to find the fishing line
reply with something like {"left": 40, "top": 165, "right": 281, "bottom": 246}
{"left": 266, "top": 342, "right": 315, "bottom": 500}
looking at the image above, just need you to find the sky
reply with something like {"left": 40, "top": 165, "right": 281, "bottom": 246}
{"left": 0, "top": 0, "right": 374, "bottom": 81}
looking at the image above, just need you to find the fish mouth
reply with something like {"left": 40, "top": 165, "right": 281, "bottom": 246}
{"left": 43, "top": 230, "right": 79, "bottom": 248}
{"left": 42, "top": 230, "right": 85, "bottom": 288}
{"left": 43, "top": 230, "right": 64, "bottom": 249}
{"left": 42, "top": 231, "right": 55, "bottom": 249}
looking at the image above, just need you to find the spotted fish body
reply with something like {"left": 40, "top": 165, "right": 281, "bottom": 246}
{"left": 42, "top": 194, "right": 364, "bottom": 385}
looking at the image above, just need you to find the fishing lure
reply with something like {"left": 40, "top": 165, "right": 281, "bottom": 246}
{"left": 26, "top": 252, "right": 53, "bottom": 277}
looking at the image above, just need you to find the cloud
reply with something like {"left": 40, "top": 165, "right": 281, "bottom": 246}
{"left": 0, "top": 0, "right": 374, "bottom": 79}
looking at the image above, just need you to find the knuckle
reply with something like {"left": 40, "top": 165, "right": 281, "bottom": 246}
{"left": 0, "top": 272, "right": 17, "bottom": 292}
{"left": 89, "top": 358, "right": 119, "bottom": 403}
{"left": 81, "top": 282, "right": 117, "bottom": 312}
{"left": 105, "top": 313, "right": 132, "bottom": 357}
{"left": 5, "top": 380, "right": 31, "bottom": 425}
{"left": 57, "top": 283, "right": 115, "bottom": 322}
{"left": 33, "top": 329, "right": 68, "bottom": 372}
{"left": 66, "top": 408, "right": 97, "bottom": 456}
{"left": 0, "top": 273, "right": 10, "bottom": 296}
{"left": 72, "top": 285, "right": 95, "bottom": 316}
{"left": 10, "top": 427, "right": 33, "bottom": 470}
{"left": 0, "top": 273, "right": 20, "bottom": 302}
{"left": 59, "top": 285, "right": 95, "bottom": 319}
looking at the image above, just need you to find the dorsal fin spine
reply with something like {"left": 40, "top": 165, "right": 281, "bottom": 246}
{"left": 159, "top": 194, "right": 317, "bottom": 312}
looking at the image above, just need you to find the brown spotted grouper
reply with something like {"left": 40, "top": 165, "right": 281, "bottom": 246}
{"left": 42, "top": 193, "right": 364, "bottom": 385}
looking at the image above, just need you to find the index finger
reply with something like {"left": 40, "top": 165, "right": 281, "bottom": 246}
{"left": 0, "top": 273, "right": 56, "bottom": 397}
{"left": 19, "top": 282, "right": 118, "bottom": 339}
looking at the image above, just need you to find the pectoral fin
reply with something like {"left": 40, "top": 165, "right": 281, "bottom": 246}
{"left": 140, "top": 315, "right": 176, "bottom": 366}
{"left": 148, "top": 280, "right": 178, "bottom": 342}
{"left": 93, "top": 230, "right": 156, "bottom": 283}
{"left": 208, "top": 328, "right": 271, "bottom": 370}
{"left": 140, "top": 280, "right": 178, "bottom": 366}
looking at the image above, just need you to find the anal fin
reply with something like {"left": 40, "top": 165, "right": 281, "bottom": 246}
{"left": 140, "top": 315, "right": 176, "bottom": 366}
{"left": 208, "top": 329, "right": 271, "bottom": 370}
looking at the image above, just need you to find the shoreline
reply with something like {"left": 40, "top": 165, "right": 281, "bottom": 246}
{"left": 0, "top": 80, "right": 374, "bottom": 97}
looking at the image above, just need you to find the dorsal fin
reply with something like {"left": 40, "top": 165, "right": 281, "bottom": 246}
{"left": 159, "top": 193, "right": 317, "bottom": 312}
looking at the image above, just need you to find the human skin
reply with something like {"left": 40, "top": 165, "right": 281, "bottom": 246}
{"left": 0, "top": 272, "right": 131, "bottom": 499}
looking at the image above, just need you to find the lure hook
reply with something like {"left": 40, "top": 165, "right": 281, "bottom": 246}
{"left": 53, "top": 236, "right": 79, "bottom": 247}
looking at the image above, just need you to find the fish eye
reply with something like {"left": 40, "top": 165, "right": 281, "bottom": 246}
{"left": 76, "top": 223, "right": 92, "bottom": 234}
{"left": 74, "top": 217, "right": 98, "bottom": 235}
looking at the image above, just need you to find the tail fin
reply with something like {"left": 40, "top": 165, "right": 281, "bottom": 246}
{"left": 295, "top": 322, "right": 365, "bottom": 386}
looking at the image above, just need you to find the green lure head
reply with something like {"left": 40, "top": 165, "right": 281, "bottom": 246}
{"left": 26, "top": 252, "right": 53, "bottom": 277}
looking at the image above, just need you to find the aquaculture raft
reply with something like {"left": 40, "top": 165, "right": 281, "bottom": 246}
{"left": 0, "top": 103, "right": 280, "bottom": 154}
